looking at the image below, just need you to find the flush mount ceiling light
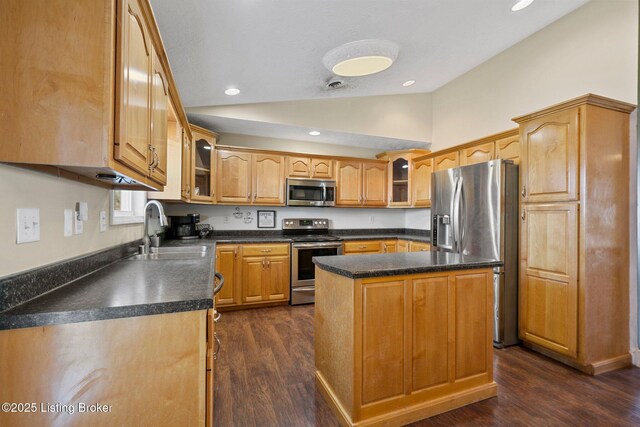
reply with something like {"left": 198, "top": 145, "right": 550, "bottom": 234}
{"left": 309, "top": 131, "right": 321, "bottom": 136}
{"left": 511, "top": 0, "right": 534, "bottom": 11}
{"left": 402, "top": 80, "right": 416, "bottom": 87}
{"left": 224, "top": 88, "right": 240, "bottom": 96}
{"left": 323, "top": 39, "right": 399, "bottom": 77}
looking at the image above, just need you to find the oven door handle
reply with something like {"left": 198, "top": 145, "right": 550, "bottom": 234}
{"left": 293, "top": 286, "right": 316, "bottom": 292}
{"left": 292, "top": 242, "right": 343, "bottom": 249}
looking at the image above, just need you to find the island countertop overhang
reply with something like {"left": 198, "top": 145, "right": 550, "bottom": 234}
{"left": 313, "top": 251, "right": 503, "bottom": 279}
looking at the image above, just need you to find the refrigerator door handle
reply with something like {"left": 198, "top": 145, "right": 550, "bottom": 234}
{"left": 450, "top": 177, "right": 459, "bottom": 251}
{"left": 453, "top": 176, "right": 463, "bottom": 251}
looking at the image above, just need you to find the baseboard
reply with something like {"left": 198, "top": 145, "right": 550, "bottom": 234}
{"left": 524, "top": 341, "right": 632, "bottom": 375}
{"left": 631, "top": 348, "right": 640, "bottom": 367}
{"left": 315, "top": 371, "right": 497, "bottom": 427}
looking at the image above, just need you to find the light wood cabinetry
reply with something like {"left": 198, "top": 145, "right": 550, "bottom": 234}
{"left": 287, "top": 156, "right": 333, "bottom": 179}
{"left": 181, "top": 128, "right": 193, "bottom": 200}
{"left": 513, "top": 94, "right": 635, "bottom": 375}
{"left": 315, "top": 267, "right": 496, "bottom": 426}
{"left": 377, "top": 149, "right": 430, "bottom": 207}
{"left": 0, "top": 310, "right": 212, "bottom": 426}
{"left": 336, "top": 160, "right": 388, "bottom": 206}
{"left": 343, "top": 240, "right": 383, "bottom": 255}
{"left": 191, "top": 126, "right": 217, "bottom": 203}
{"left": 397, "top": 240, "right": 410, "bottom": 252}
{"left": 496, "top": 134, "right": 521, "bottom": 164}
{"left": 412, "top": 158, "right": 433, "bottom": 207}
{"left": 409, "top": 241, "right": 431, "bottom": 252}
{"left": 217, "top": 148, "right": 285, "bottom": 205}
{"left": 147, "top": 106, "right": 182, "bottom": 201}
{"left": 382, "top": 240, "right": 397, "bottom": 253}
{"left": 240, "top": 244, "right": 290, "bottom": 304}
{"left": 215, "top": 245, "right": 241, "bottom": 307}
{"left": 433, "top": 151, "right": 459, "bottom": 172}
{"left": 459, "top": 141, "right": 495, "bottom": 166}
{"left": 0, "top": 0, "right": 186, "bottom": 190}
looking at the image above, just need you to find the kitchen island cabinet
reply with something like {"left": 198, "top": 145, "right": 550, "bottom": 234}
{"left": 313, "top": 252, "right": 500, "bottom": 426}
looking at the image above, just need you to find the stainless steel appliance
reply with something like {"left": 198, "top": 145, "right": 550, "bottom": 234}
{"left": 431, "top": 160, "right": 519, "bottom": 347}
{"left": 168, "top": 214, "right": 200, "bottom": 239}
{"left": 284, "top": 218, "right": 342, "bottom": 305}
{"left": 287, "top": 178, "right": 336, "bottom": 207}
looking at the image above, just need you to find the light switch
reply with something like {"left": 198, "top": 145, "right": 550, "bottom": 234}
{"left": 17, "top": 208, "right": 40, "bottom": 244}
{"left": 74, "top": 215, "right": 83, "bottom": 235}
{"left": 100, "top": 211, "right": 107, "bottom": 232}
{"left": 76, "top": 202, "right": 89, "bottom": 221}
{"left": 64, "top": 209, "right": 73, "bottom": 237}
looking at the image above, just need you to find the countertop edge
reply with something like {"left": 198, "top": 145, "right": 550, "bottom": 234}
{"left": 314, "top": 260, "right": 502, "bottom": 279}
{"left": 0, "top": 299, "right": 214, "bottom": 331}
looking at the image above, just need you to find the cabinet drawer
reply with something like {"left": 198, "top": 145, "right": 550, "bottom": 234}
{"left": 343, "top": 240, "right": 383, "bottom": 254}
{"left": 409, "top": 241, "right": 431, "bottom": 252}
{"left": 241, "top": 244, "right": 289, "bottom": 257}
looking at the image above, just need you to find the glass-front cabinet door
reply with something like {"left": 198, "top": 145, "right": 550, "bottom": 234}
{"left": 390, "top": 157, "right": 410, "bottom": 205}
{"left": 190, "top": 125, "right": 217, "bottom": 203}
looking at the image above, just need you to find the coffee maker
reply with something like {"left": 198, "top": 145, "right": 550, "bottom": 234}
{"left": 168, "top": 214, "right": 200, "bottom": 239}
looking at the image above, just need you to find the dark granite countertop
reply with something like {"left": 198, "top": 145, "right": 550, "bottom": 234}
{"left": 337, "top": 233, "right": 431, "bottom": 243}
{"left": 0, "top": 248, "right": 216, "bottom": 330}
{"left": 313, "top": 252, "right": 501, "bottom": 279}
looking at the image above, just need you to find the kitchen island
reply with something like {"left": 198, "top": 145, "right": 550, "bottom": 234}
{"left": 313, "top": 251, "right": 502, "bottom": 426}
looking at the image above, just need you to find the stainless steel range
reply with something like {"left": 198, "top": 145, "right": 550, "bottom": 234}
{"left": 283, "top": 218, "right": 342, "bottom": 305}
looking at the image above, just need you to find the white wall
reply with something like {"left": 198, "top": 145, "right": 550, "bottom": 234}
{"left": 189, "top": 93, "right": 432, "bottom": 143}
{"left": 0, "top": 164, "right": 143, "bottom": 278}
{"left": 430, "top": 0, "right": 638, "bottom": 149}
{"left": 162, "top": 204, "right": 430, "bottom": 231}
{"left": 218, "top": 133, "right": 381, "bottom": 159}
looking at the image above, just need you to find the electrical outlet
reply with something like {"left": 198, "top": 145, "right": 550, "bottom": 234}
{"left": 223, "top": 215, "right": 229, "bottom": 223}
{"left": 369, "top": 215, "right": 374, "bottom": 224}
{"left": 17, "top": 208, "right": 41, "bottom": 243}
{"left": 100, "top": 211, "right": 107, "bottom": 232}
{"left": 64, "top": 209, "right": 73, "bottom": 237}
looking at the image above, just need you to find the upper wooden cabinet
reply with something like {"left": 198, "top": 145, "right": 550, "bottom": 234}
{"left": 376, "top": 149, "right": 430, "bottom": 207}
{"left": 433, "top": 151, "right": 459, "bottom": 172}
{"left": 287, "top": 156, "right": 333, "bottom": 179}
{"left": 496, "top": 134, "right": 521, "bottom": 165}
{"left": 519, "top": 108, "right": 579, "bottom": 203}
{"left": 191, "top": 125, "right": 217, "bottom": 203}
{"left": 0, "top": 0, "right": 190, "bottom": 190}
{"left": 459, "top": 141, "right": 495, "bottom": 166}
{"left": 336, "top": 161, "right": 387, "bottom": 207}
{"left": 412, "top": 158, "right": 433, "bottom": 207}
{"left": 217, "top": 148, "right": 285, "bottom": 205}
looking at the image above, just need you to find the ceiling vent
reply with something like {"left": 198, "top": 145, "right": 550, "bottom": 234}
{"left": 326, "top": 78, "right": 345, "bottom": 90}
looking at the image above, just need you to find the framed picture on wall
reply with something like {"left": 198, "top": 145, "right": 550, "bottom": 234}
{"left": 257, "top": 210, "right": 276, "bottom": 228}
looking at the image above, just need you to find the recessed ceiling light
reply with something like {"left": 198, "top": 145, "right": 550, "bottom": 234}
{"left": 309, "top": 131, "right": 321, "bottom": 136}
{"left": 224, "top": 88, "right": 240, "bottom": 96}
{"left": 323, "top": 40, "right": 399, "bottom": 77}
{"left": 402, "top": 80, "right": 416, "bottom": 87}
{"left": 511, "top": 0, "right": 534, "bottom": 11}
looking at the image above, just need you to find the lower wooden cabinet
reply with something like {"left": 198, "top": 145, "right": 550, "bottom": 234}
{"left": 409, "top": 241, "right": 431, "bottom": 252}
{"left": 216, "top": 243, "right": 290, "bottom": 309}
{"left": 215, "top": 245, "right": 241, "bottom": 307}
{"left": 519, "top": 203, "right": 578, "bottom": 358}
{"left": 344, "top": 239, "right": 431, "bottom": 255}
{"left": 0, "top": 310, "right": 212, "bottom": 426}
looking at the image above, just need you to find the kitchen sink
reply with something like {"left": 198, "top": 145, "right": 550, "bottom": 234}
{"left": 128, "top": 245, "right": 210, "bottom": 261}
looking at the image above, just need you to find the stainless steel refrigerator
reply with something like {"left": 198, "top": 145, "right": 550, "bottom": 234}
{"left": 431, "top": 159, "right": 519, "bottom": 347}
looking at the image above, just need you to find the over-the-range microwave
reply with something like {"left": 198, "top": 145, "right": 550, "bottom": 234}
{"left": 286, "top": 178, "right": 336, "bottom": 207}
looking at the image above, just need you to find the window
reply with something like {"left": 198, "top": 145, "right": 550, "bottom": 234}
{"left": 110, "top": 190, "right": 147, "bottom": 225}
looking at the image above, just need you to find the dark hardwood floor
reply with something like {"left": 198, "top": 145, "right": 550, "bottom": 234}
{"left": 214, "top": 305, "right": 640, "bottom": 427}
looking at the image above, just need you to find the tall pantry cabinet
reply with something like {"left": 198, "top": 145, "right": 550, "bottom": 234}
{"left": 514, "top": 94, "right": 635, "bottom": 375}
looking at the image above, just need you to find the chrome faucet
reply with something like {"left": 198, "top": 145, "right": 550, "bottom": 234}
{"left": 142, "top": 200, "right": 167, "bottom": 254}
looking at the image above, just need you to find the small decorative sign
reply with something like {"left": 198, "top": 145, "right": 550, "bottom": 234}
{"left": 257, "top": 210, "right": 276, "bottom": 228}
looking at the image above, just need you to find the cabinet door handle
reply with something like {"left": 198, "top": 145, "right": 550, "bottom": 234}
{"left": 267, "top": 259, "right": 270, "bottom": 268}
{"left": 358, "top": 245, "right": 367, "bottom": 249}
{"left": 262, "top": 258, "right": 266, "bottom": 268}
{"left": 521, "top": 185, "right": 526, "bottom": 198}
{"left": 261, "top": 249, "right": 272, "bottom": 253}
{"left": 247, "top": 192, "right": 250, "bottom": 200}
{"left": 213, "top": 333, "right": 221, "bottom": 360}
{"left": 521, "top": 209, "right": 526, "bottom": 221}
{"left": 254, "top": 192, "right": 257, "bottom": 199}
